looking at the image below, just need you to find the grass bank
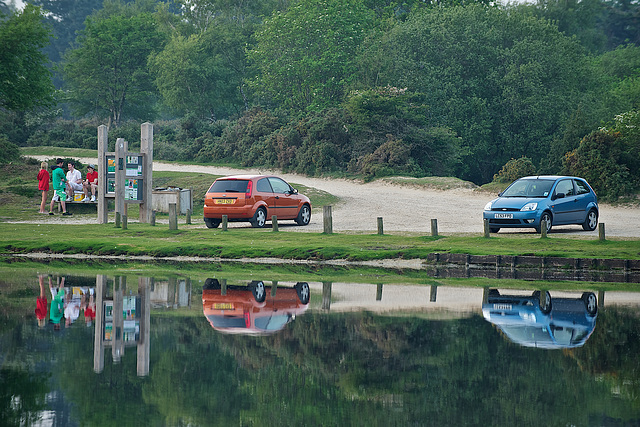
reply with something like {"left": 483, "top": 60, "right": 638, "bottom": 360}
{"left": 1, "top": 223, "right": 638, "bottom": 261}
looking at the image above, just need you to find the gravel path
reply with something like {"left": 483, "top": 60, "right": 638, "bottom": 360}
{"left": 26, "top": 157, "right": 640, "bottom": 237}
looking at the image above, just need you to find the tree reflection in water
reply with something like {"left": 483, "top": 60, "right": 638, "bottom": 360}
{"left": 0, "top": 272, "right": 639, "bottom": 426}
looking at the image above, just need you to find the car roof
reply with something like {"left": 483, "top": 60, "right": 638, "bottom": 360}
{"left": 518, "top": 175, "right": 582, "bottom": 181}
{"left": 215, "top": 174, "right": 271, "bottom": 180}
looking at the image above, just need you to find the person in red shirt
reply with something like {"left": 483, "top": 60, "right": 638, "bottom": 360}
{"left": 82, "top": 164, "right": 98, "bottom": 202}
{"left": 37, "top": 162, "right": 50, "bottom": 213}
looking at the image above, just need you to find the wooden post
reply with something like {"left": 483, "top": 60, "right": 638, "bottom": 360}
{"left": 376, "top": 283, "right": 383, "bottom": 301}
{"left": 97, "top": 125, "right": 108, "bottom": 224}
{"left": 115, "top": 211, "right": 121, "bottom": 228}
{"left": 272, "top": 215, "right": 278, "bottom": 232}
{"left": 431, "top": 218, "right": 438, "bottom": 237}
{"left": 430, "top": 285, "right": 438, "bottom": 302}
{"left": 169, "top": 203, "right": 178, "bottom": 230}
{"left": 598, "top": 223, "right": 605, "bottom": 241}
{"left": 483, "top": 219, "right": 490, "bottom": 238}
{"left": 377, "top": 217, "right": 383, "bottom": 235}
{"left": 139, "top": 123, "right": 153, "bottom": 223}
{"left": 122, "top": 215, "right": 127, "bottom": 230}
{"left": 186, "top": 209, "right": 191, "bottom": 225}
{"left": 540, "top": 220, "right": 547, "bottom": 238}
{"left": 150, "top": 210, "right": 156, "bottom": 226}
{"left": 115, "top": 138, "right": 126, "bottom": 224}
{"left": 271, "top": 281, "right": 277, "bottom": 297}
{"left": 222, "top": 215, "right": 228, "bottom": 231}
{"left": 322, "top": 281, "right": 332, "bottom": 310}
{"left": 221, "top": 279, "right": 227, "bottom": 296}
{"left": 323, "top": 205, "right": 333, "bottom": 234}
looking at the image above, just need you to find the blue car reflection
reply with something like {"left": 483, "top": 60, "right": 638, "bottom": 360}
{"left": 482, "top": 175, "right": 599, "bottom": 233}
{"left": 482, "top": 289, "right": 598, "bottom": 349}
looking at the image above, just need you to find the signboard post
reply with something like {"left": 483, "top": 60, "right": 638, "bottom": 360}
{"left": 97, "top": 123, "right": 154, "bottom": 224}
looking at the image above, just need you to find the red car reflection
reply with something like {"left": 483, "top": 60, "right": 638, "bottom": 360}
{"left": 202, "top": 279, "right": 310, "bottom": 335}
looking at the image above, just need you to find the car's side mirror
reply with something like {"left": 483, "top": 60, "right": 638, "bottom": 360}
{"left": 552, "top": 192, "right": 565, "bottom": 200}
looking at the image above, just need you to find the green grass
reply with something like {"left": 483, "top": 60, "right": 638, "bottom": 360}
{"left": 0, "top": 223, "right": 638, "bottom": 261}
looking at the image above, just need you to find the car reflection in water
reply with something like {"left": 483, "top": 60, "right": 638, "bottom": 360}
{"left": 202, "top": 279, "right": 310, "bottom": 335}
{"left": 482, "top": 289, "right": 598, "bottom": 349}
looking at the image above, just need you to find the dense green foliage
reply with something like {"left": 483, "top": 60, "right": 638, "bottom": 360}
{"left": 1, "top": 0, "right": 640, "bottom": 198}
{"left": 0, "top": 5, "right": 55, "bottom": 112}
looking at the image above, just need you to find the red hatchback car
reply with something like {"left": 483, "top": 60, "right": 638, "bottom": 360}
{"left": 203, "top": 175, "right": 311, "bottom": 228}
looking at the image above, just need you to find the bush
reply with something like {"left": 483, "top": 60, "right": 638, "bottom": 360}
{"left": 0, "top": 136, "right": 21, "bottom": 164}
{"left": 493, "top": 157, "right": 536, "bottom": 183}
{"left": 563, "top": 130, "right": 636, "bottom": 201}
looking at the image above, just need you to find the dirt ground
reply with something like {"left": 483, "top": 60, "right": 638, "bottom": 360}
{"left": 26, "top": 158, "right": 640, "bottom": 237}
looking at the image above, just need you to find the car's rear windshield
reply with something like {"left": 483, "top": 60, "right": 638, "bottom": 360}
{"left": 502, "top": 179, "right": 555, "bottom": 198}
{"left": 207, "top": 179, "right": 248, "bottom": 193}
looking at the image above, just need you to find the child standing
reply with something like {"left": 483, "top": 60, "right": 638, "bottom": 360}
{"left": 37, "top": 161, "right": 50, "bottom": 214}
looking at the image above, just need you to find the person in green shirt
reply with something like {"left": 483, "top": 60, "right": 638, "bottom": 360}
{"left": 49, "top": 158, "right": 72, "bottom": 216}
{"left": 50, "top": 286, "right": 65, "bottom": 330}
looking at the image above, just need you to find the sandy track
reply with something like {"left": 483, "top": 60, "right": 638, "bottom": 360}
{"left": 27, "top": 157, "right": 640, "bottom": 237}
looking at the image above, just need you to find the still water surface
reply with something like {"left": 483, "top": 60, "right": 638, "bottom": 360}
{"left": 1, "top": 268, "right": 639, "bottom": 426}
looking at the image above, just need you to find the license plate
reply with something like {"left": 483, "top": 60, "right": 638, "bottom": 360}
{"left": 213, "top": 303, "right": 234, "bottom": 309}
{"left": 216, "top": 199, "right": 234, "bottom": 204}
{"left": 493, "top": 304, "right": 512, "bottom": 310}
{"left": 494, "top": 213, "right": 513, "bottom": 219}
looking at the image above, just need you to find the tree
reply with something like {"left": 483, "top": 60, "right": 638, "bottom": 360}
{"left": 0, "top": 5, "right": 55, "bottom": 112}
{"left": 247, "top": 0, "right": 377, "bottom": 111}
{"left": 150, "top": 22, "right": 249, "bottom": 120}
{"left": 362, "top": 5, "right": 591, "bottom": 183}
{"left": 62, "top": 5, "right": 166, "bottom": 127}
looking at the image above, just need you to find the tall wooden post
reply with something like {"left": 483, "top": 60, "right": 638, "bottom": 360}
{"left": 97, "top": 125, "right": 108, "bottom": 224}
{"left": 140, "top": 123, "right": 153, "bottom": 223}
{"left": 115, "top": 138, "right": 127, "bottom": 222}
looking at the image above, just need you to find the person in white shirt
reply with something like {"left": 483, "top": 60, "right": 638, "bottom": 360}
{"left": 65, "top": 161, "right": 83, "bottom": 200}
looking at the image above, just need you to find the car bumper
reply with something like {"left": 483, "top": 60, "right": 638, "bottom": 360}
{"left": 204, "top": 205, "right": 254, "bottom": 219}
{"left": 482, "top": 211, "right": 541, "bottom": 229}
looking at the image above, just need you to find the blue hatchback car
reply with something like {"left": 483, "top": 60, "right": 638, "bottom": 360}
{"left": 483, "top": 175, "right": 599, "bottom": 233}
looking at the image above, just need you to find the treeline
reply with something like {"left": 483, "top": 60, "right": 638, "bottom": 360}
{"left": 1, "top": 0, "right": 640, "bottom": 200}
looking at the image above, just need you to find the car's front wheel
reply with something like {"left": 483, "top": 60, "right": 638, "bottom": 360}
{"left": 204, "top": 217, "right": 221, "bottom": 229}
{"left": 536, "top": 212, "right": 552, "bottom": 233}
{"left": 582, "top": 292, "right": 598, "bottom": 316}
{"left": 295, "top": 204, "right": 311, "bottom": 226}
{"left": 582, "top": 209, "right": 598, "bottom": 231}
{"left": 250, "top": 207, "right": 267, "bottom": 228}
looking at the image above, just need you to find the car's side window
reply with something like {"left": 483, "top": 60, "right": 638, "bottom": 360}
{"left": 256, "top": 178, "right": 272, "bottom": 193}
{"left": 268, "top": 178, "right": 291, "bottom": 194}
{"left": 555, "top": 179, "right": 574, "bottom": 197}
{"left": 574, "top": 179, "right": 590, "bottom": 195}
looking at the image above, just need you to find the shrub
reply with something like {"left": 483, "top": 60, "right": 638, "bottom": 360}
{"left": 0, "top": 136, "right": 21, "bottom": 164}
{"left": 493, "top": 157, "right": 536, "bottom": 183}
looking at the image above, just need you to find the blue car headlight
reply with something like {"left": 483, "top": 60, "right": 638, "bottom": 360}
{"left": 520, "top": 202, "right": 538, "bottom": 212}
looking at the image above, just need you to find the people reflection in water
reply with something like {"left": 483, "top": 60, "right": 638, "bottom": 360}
{"left": 64, "top": 286, "right": 94, "bottom": 327}
{"left": 49, "top": 277, "right": 65, "bottom": 330}
{"left": 35, "top": 274, "right": 50, "bottom": 328}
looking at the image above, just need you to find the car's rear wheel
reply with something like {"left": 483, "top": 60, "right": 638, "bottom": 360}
{"left": 295, "top": 281, "right": 310, "bottom": 304}
{"left": 295, "top": 204, "right": 311, "bottom": 226}
{"left": 536, "top": 212, "right": 552, "bottom": 233}
{"left": 249, "top": 281, "right": 266, "bottom": 302}
{"left": 204, "top": 217, "right": 221, "bottom": 229}
{"left": 582, "top": 209, "right": 598, "bottom": 231}
{"left": 250, "top": 207, "right": 267, "bottom": 228}
{"left": 203, "top": 278, "right": 221, "bottom": 290}
{"left": 582, "top": 292, "right": 598, "bottom": 316}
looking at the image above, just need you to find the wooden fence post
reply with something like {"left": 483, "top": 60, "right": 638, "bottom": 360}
{"left": 272, "top": 215, "right": 279, "bottom": 232}
{"left": 483, "top": 219, "right": 490, "bottom": 238}
{"left": 222, "top": 215, "right": 228, "bottom": 231}
{"left": 377, "top": 217, "right": 383, "bottom": 235}
{"left": 599, "top": 223, "right": 605, "bottom": 241}
{"left": 169, "top": 203, "right": 178, "bottom": 230}
{"left": 431, "top": 219, "right": 438, "bottom": 237}
{"left": 323, "top": 205, "right": 333, "bottom": 234}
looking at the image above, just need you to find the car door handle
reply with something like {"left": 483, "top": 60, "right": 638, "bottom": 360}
{"left": 275, "top": 196, "right": 280, "bottom": 199}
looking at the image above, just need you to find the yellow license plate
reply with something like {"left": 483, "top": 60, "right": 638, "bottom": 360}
{"left": 213, "top": 303, "right": 234, "bottom": 309}
{"left": 216, "top": 199, "right": 234, "bottom": 204}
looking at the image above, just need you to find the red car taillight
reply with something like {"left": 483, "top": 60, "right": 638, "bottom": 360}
{"left": 245, "top": 180, "right": 253, "bottom": 198}
{"left": 244, "top": 311, "right": 251, "bottom": 328}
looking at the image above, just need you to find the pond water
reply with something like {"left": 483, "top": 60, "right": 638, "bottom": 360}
{"left": 1, "top": 265, "right": 639, "bottom": 426}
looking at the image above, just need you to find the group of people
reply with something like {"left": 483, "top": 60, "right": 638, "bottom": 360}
{"left": 37, "top": 158, "right": 98, "bottom": 215}
{"left": 36, "top": 274, "right": 96, "bottom": 329}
